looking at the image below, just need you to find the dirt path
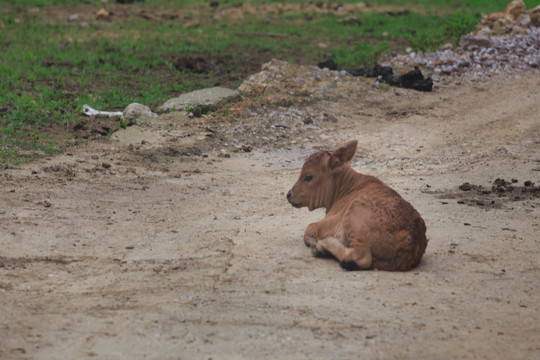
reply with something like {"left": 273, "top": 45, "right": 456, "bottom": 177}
{"left": 1, "top": 70, "right": 539, "bottom": 360}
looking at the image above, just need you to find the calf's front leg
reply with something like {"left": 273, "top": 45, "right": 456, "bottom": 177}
{"left": 303, "top": 222, "right": 330, "bottom": 257}
{"left": 303, "top": 214, "right": 343, "bottom": 248}
{"left": 303, "top": 222, "right": 319, "bottom": 247}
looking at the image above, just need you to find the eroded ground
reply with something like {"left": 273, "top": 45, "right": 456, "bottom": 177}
{"left": 1, "top": 70, "right": 539, "bottom": 359}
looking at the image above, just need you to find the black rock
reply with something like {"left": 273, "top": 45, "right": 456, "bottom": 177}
{"left": 349, "top": 65, "right": 432, "bottom": 92}
{"left": 399, "top": 67, "right": 433, "bottom": 92}
{"left": 317, "top": 56, "right": 338, "bottom": 70}
{"left": 348, "top": 65, "right": 400, "bottom": 86}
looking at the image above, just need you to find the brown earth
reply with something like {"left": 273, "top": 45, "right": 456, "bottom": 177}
{"left": 2, "top": 1, "right": 419, "bottom": 160}
{"left": 1, "top": 63, "right": 539, "bottom": 360}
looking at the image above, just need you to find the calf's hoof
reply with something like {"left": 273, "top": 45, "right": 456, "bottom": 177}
{"left": 310, "top": 242, "right": 321, "bottom": 256}
{"left": 340, "top": 260, "right": 359, "bottom": 271}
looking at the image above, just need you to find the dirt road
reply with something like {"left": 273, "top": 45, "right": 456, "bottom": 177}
{"left": 1, "top": 69, "right": 539, "bottom": 359}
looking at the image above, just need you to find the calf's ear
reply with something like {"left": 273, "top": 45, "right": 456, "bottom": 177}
{"left": 328, "top": 140, "right": 358, "bottom": 170}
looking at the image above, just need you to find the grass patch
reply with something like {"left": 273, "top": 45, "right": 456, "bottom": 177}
{"left": 1, "top": 0, "right": 540, "bottom": 165}
{"left": 330, "top": 41, "right": 391, "bottom": 69}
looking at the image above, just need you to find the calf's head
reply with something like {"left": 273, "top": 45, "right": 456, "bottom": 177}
{"left": 287, "top": 140, "right": 358, "bottom": 211}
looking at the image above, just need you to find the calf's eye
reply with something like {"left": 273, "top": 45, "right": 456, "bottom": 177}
{"left": 304, "top": 175, "right": 313, "bottom": 182}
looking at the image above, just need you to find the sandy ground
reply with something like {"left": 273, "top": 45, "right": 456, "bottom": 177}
{"left": 1, "top": 70, "right": 539, "bottom": 360}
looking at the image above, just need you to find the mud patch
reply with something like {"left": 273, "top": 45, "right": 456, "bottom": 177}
{"left": 42, "top": 163, "right": 77, "bottom": 179}
{"left": 73, "top": 117, "right": 120, "bottom": 139}
{"left": 173, "top": 53, "right": 231, "bottom": 76}
{"left": 437, "top": 178, "right": 539, "bottom": 209}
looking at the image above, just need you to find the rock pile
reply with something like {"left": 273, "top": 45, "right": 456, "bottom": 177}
{"left": 383, "top": 0, "right": 540, "bottom": 86}
{"left": 475, "top": 0, "right": 540, "bottom": 36}
{"left": 237, "top": 59, "right": 354, "bottom": 104}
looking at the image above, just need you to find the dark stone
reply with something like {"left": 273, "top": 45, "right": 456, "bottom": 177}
{"left": 317, "top": 56, "right": 338, "bottom": 70}
{"left": 348, "top": 65, "right": 432, "bottom": 92}
{"left": 348, "top": 65, "right": 400, "bottom": 86}
{"left": 399, "top": 67, "right": 433, "bottom": 92}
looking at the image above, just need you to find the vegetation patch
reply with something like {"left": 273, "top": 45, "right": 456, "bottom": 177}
{"left": 1, "top": 0, "right": 539, "bottom": 165}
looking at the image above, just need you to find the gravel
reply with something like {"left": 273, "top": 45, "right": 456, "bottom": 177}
{"left": 382, "top": 26, "right": 540, "bottom": 87}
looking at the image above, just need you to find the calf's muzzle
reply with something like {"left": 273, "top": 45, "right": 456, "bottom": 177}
{"left": 286, "top": 188, "right": 301, "bottom": 208}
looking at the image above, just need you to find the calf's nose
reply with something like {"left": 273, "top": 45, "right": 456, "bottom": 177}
{"left": 287, "top": 190, "right": 292, "bottom": 199}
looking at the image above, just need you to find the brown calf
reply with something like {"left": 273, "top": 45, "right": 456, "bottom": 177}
{"left": 287, "top": 140, "right": 428, "bottom": 271}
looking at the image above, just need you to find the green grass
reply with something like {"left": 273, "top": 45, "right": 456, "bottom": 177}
{"left": 359, "top": 0, "right": 540, "bottom": 12}
{"left": 1, "top": 0, "right": 540, "bottom": 165}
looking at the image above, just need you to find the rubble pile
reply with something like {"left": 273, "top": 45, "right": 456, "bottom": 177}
{"left": 237, "top": 59, "right": 357, "bottom": 104}
{"left": 475, "top": 0, "right": 540, "bottom": 36}
{"left": 383, "top": 0, "right": 540, "bottom": 85}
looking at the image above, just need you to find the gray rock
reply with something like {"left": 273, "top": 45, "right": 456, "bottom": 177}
{"left": 476, "top": 26, "right": 493, "bottom": 37}
{"left": 528, "top": 54, "right": 540, "bottom": 67}
{"left": 530, "top": 5, "right": 540, "bottom": 26}
{"left": 511, "top": 25, "right": 528, "bottom": 35}
{"left": 237, "top": 71, "right": 272, "bottom": 96}
{"left": 460, "top": 34, "right": 493, "bottom": 49}
{"left": 440, "top": 42, "right": 454, "bottom": 50}
{"left": 158, "top": 87, "right": 240, "bottom": 114}
{"left": 123, "top": 103, "right": 157, "bottom": 125}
